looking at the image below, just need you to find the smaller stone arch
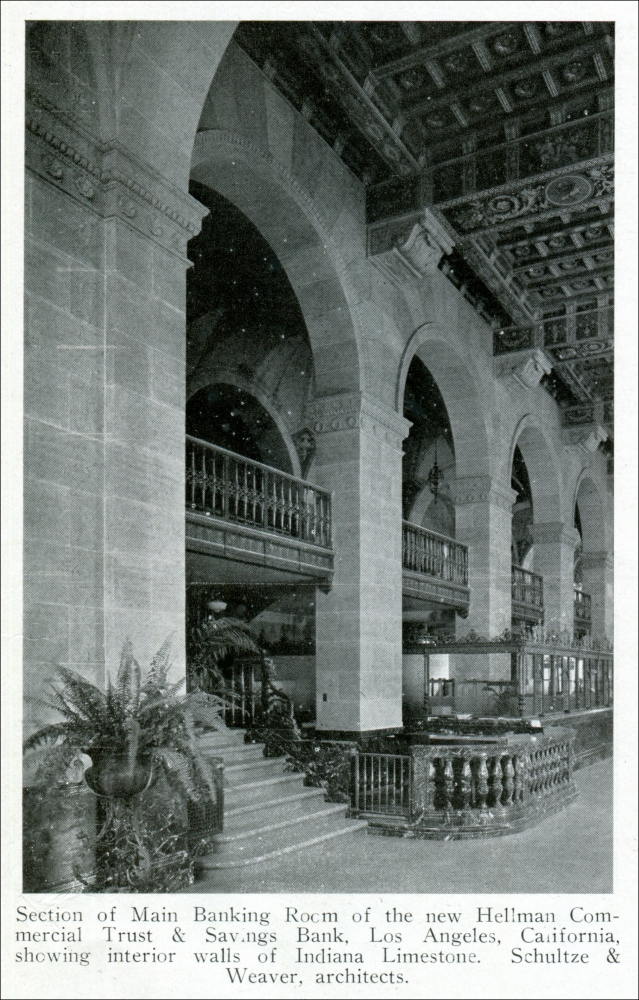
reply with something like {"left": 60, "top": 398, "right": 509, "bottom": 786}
{"left": 510, "top": 415, "right": 563, "bottom": 524}
{"left": 574, "top": 470, "right": 606, "bottom": 554}
{"left": 397, "top": 323, "right": 491, "bottom": 480}
{"left": 186, "top": 376, "right": 301, "bottom": 477}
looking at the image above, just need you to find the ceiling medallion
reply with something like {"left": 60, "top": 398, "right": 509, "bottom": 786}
{"left": 426, "top": 114, "right": 447, "bottom": 129}
{"left": 562, "top": 60, "right": 588, "bottom": 83}
{"left": 489, "top": 194, "right": 520, "bottom": 215}
{"left": 492, "top": 33, "right": 519, "bottom": 56}
{"left": 545, "top": 22, "right": 569, "bottom": 37}
{"left": 545, "top": 175, "right": 593, "bottom": 206}
{"left": 527, "top": 264, "right": 546, "bottom": 277}
{"left": 399, "top": 67, "right": 427, "bottom": 91}
{"left": 443, "top": 51, "right": 470, "bottom": 73}
{"left": 548, "top": 235, "right": 567, "bottom": 249}
{"left": 513, "top": 79, "right": 538, "bottom": 99}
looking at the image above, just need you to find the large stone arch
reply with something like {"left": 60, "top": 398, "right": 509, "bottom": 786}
{"left": 190, "top": 131, "right": 363, "bottom": 398}
{"left": 397, "top": 323, "right": 491, "bottom": 480}
{"left": 574, "top": 470, "right": 606, "bottom": 554}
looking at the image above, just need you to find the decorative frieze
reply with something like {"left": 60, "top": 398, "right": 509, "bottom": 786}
{"left": 450, "top": 476, "right": 517, "bottom": 511}
{"left": 26, "top": 104, "right": 207, "bottom": 260}
{"left": 308, "top": 392, "right": 411, "bottom": 449}
{"left": 494, "top": 347, "right": 553, "bottom": 390}
{"left": 531, "top": 522, "right": 581, "bottom": 548}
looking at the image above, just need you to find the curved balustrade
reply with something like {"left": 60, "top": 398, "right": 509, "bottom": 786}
{"left": 350, "top": 729, "right": 577, "bottom": 838}
{"left": 402, "top": 522, "right": 468, "bottom": 586}
{"left": 186, "top": 435, "right": 332, "bottom": 548}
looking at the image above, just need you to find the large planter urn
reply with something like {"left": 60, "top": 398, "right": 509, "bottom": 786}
{"left": 84, "top": 751, "right": 154, "bottom": 799}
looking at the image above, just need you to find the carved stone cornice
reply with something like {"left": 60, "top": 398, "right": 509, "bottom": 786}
{"left": 493, "top": 347, "right": 553, "bottom": 390}
{"left": 367, "top": 207, "right": 456, "bottom": 288}
{"left": 580, "top": 551, "right": 613, "bottom": 571}
{"left": 307, "top": 392, "right": 411, "bottom": 449}
{"left": 450, "top": 476, "right": 517, "bottom": 511}
{"left": 562, "top": 423, "right": 608, "bottom": 453}
{"left": 531, "top": 522, "right": 581, "bottom": 547}
{"left": 26, "top": 103, "right": 207, "bottom": 259}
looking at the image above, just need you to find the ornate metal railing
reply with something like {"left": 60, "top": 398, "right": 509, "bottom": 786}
{"left": 186, "top": 435, "right": 332, "bottom": 548}
{"left": 350, "top": 729, "right": 577, "bottom": 838}
{"left": 421, "top": 632, "right": 613, "bottom": 718}
{"left": 351, "top": 753, "right": 411, "bottom": 817}
{"left": 200, "top": 653, "right": 295, "bottom": 729}
{"left": 512, "top": 565, "right": 544, "bottom": 621}
{"left": 402, "top": 522, "right": 468, "bottom": 586}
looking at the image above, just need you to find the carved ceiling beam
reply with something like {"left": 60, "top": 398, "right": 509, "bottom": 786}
{"left": 524, "top": 263, "right": 614, "bottom": 288}
{"left": 500, "top": 216, "right": 614, "bottom": 253}
{"left": 404, "top": 40, "right": 612, "bottom": 119}
{"left": 307, "top": 24, "right": 422, "bottom": 174}
{"left": 371, "top": 23, "right": 522, "bottom": 79}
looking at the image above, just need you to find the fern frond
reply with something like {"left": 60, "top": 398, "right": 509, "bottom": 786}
{"left": 145, "top": 634, "right": 175, "bottom": 691}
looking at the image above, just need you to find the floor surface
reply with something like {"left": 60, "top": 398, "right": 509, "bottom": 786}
{"left": 191, "top": 758, "right": 613, "bottom": 895}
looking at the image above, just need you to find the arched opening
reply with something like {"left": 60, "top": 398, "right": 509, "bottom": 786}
{"left": 187, "top": 384, "right": 293, "bottom": 474}
{"left": 510, "top": 444, "right": 543, "bottom": 635}
{"left": 574, "top": 474, "right": 607, "bottom": 639}
{"left": 184, "top": 185, "right": 330, "bottom": 717}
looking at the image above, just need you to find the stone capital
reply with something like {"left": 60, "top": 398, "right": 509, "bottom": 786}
{"left": 367, "top": 207, "right": 455, "bottom": 288}
{"left": 531, "top": 522, "right": 581, "bottom": 548}
{"left": 26, "top": 100, "right": 208, "bottom": 260}
{"left": 450, "top": 476, "right": 517, "bottom": 511}
{"left": 494, "top": 347, "right": 553, "bottom": 390}
{"left": 308, "top": 392, "right": 411, "bottom": 450}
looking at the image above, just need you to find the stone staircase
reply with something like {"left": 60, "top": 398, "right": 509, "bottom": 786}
{"left": 195, "top": 725, "right": 366, "bottom": 869}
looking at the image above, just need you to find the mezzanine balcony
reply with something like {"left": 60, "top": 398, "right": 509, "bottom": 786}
{"left": 402, "top": 521, "right": 470, "bottom": 614}
{"left": 512, "top": 564, "right": 544, "bottom": 624}
{"left": 574, "top": 588, "right": 592, "bottom": 639}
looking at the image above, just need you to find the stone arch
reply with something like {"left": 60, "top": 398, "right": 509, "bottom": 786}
{"left": 574, "top": 470, "right": 606, "bottom": 554}
{"left": 190, "top": 131, "right": 363, "bottom": 399}
{"left": 397, "top": 324, "right": 491, "bottom": 479}
{"left": 510, "top": 415, "right": 563, "bottom": 523}
{"left": 186, "top": 371, "right": 302, "bottom": 477}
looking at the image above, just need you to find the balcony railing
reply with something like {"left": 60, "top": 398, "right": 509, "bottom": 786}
{"left": 512, "top": 565, "right": 544, "bottom": 622}
{"left": 574, "top": 589, "right": 593, "bottom": 639}
{"left": 186, "top": 435, "right": 332, "bottom": 548}
{"left": 402, "top": 522, "right": 468, "bottom": 586}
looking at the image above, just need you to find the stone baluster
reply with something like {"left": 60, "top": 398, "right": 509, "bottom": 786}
{"left": 489, "top": 756, "right": 504, "bottom": 811}
{"left": 442, "top": 755, "right": 455, "bottom": 812}
{"left": 476, "top": 753, "right": 489, "bottom": 818}
{"left": 459, "top": 756, "right": 473, "bottom": 812}
{"left": 502, "top": 755, "right": 515, "bottom": 808}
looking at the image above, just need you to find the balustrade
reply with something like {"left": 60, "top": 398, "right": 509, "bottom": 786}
{"left": 350, "top": 729, "right": 576, "bottom": 837}
{"left": 402, "top": 522, "right": 468, "bottom": 586}
{"left": 186, "top": 435, "right": 332, "bottom": 548}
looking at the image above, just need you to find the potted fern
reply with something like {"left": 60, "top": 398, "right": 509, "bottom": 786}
{"left": 24, "top": 637, "right": 221, "bottom": 891}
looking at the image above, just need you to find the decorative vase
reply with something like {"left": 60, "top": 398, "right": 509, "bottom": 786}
{"left": 84, "top": 752, "right": 154, "bottom": 799}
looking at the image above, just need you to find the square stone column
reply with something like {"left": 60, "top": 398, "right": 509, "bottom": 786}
{"left": 451, "top": 477, "right": 517, "bottom": 680}
{"left": 24, "top": 104, "right": 207, "bottom": 729}
{"left": 580, "top": 551, "right": 613, "bottom": 641}
{"left": 309, "top": 394, "right": 410, "bottom": 733}
{"left": 531, "top": 522, "right": 581, "bottom": 633}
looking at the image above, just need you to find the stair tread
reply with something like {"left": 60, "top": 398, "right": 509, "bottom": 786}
{"left": 217, "top": 803, "right": 348, "bottom": 843}
{"left": 197, "top": 820, "right": 367, "bottom": 869}
{"left": 225, "top": 772, "right": 305, "bottom": 794}
{"left": 225, "top": 787, "right": 327, "bottom": 818}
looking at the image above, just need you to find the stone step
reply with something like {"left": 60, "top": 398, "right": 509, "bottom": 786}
{"left": 224, "top": 771, "right": 306, "bottom": 808}
{"left": 224, "top": 786, "right": 329, "bottom": 821}
{"left": 200, "top": 744, "right": 267, "bottom": 768}
{"left": 215, "top": 802, "right": 349, "bottom": 848}
{"left": 197, "top": 813, "right": 367, "bottom": 869}
{"left": 224, "top": 758, "right": 291, "bottom": 785}
{"left": 197, "top": 727, "right": 252, "bottom": 752}
{"left": 224, "top": 788, "right": 333, "bottom": 834}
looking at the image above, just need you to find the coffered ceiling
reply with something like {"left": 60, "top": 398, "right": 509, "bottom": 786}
{"left": 235, "top": 21, "right": 614, "bottom": 427}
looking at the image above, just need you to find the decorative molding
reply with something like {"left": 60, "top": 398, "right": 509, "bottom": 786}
{"left": 580, "top": 551, "right": 613, "bottom": 572}
{"left": 438, "top": 157, "right": 613, "bottom": 235}
{"left": 367, "top": 206, "right": 456, "bottom": 288}
{"left": 292, "top": 427, "right": 316, "bottom": 478}
{"left": 308, "top": 392, "right": 410, "bottom": 448}
{"left": 531, "top": 522, "right": 581, "bottom": 547}
{"left": 450, "top": 476, "right": 517, "bottom": 511}
{"left": 494, "top": 347, "right": 553, "bottom": 389}
{"left": 563, "top": 423, "right": 608, "bottom": 453}
{"left": 26, "top": 106, "right": 207, "bottom": 259}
